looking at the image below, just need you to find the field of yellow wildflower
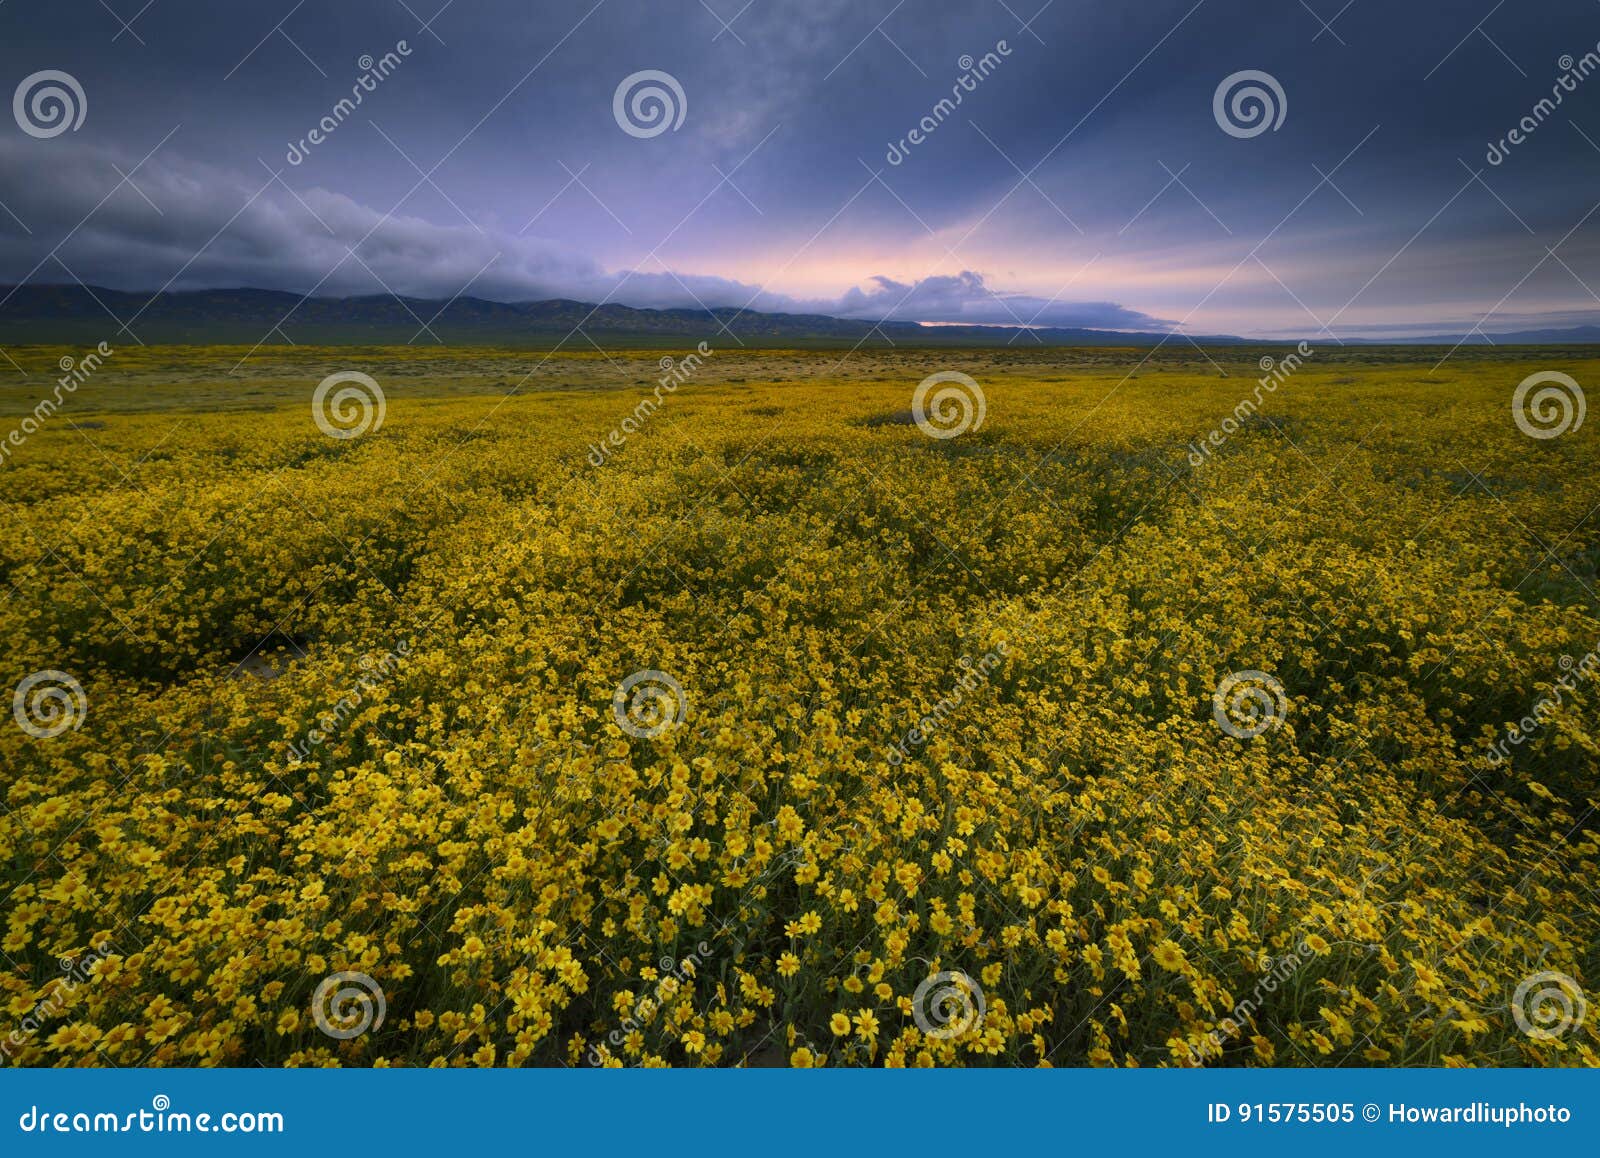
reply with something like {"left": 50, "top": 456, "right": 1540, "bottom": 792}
{"left": 1, "top": 343, "right": 1596, "bottom": 1068}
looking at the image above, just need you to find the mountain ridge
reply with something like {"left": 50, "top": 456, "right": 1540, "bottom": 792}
{"left": 0, "top": 284, "right": 1238, "bottom": 347}
{"left": 2, "top": 284, "right": 1599, "bottom": 347}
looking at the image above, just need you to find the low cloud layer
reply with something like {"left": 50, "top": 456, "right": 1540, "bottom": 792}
{"left": 0, "top": 140, "right": 1166, "bottom": 331}
{"left": 833, "top": 271, "right": 1168, "bottom": 330}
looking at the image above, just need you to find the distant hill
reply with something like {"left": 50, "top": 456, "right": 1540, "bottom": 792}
{"left": 5, "top": 284, "right": 1599, "bottom": 349}
{"left": 1346, "top": 324, "right": 1600, "bottom": 345}
{"left": 0, "top": 284, "right": 1245, "bottom": 348}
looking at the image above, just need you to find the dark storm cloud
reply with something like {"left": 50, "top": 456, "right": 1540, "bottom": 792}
{"left": 0, "top": 136, "right": 1165, "bottom": 328}
{"left": 4, "top": 0, "right": 1600, "bottom": 335}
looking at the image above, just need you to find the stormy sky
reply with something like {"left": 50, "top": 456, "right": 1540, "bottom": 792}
{"left": 2, "top": 0, "right": 1600, "bottom": 337}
